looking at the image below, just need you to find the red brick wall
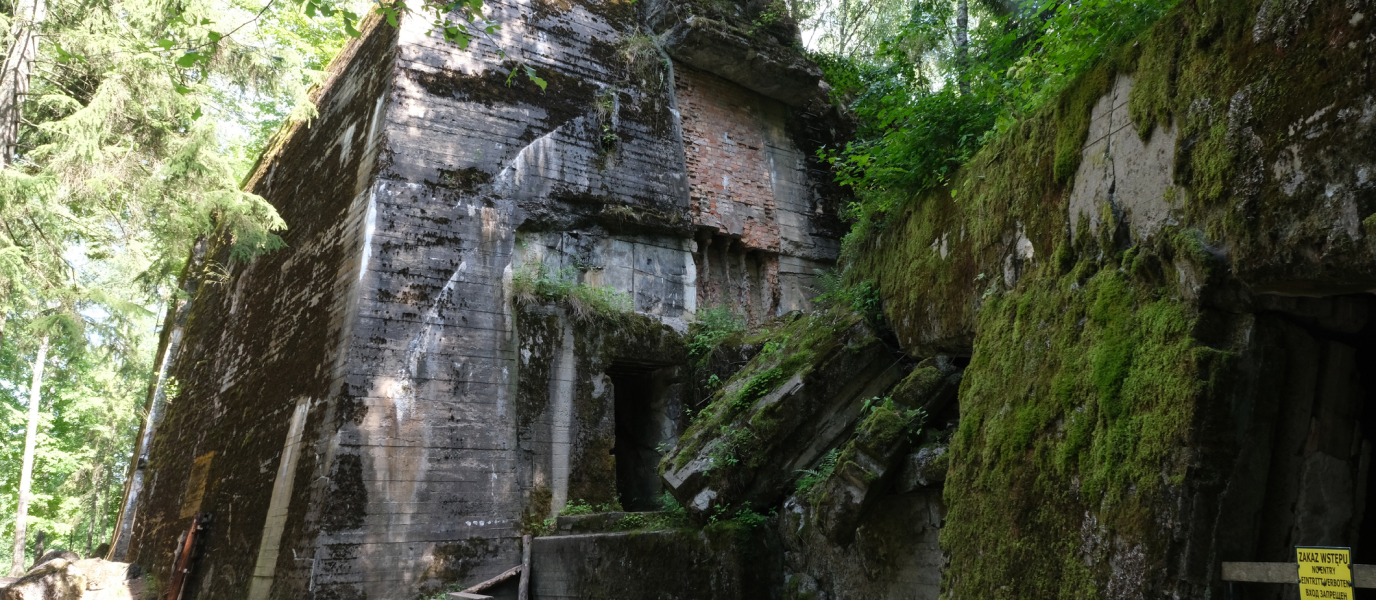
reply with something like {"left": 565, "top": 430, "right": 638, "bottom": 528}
{"left": 676, "top": 65, "right": 784, "bottom": 253}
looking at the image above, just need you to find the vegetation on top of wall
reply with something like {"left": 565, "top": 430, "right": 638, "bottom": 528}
{"left": 511, "top": 262, "right": 634, "bottom": 322}
{"left": 853, "top": 0, "right": 1376, "bottom": 333}
{"left": 619, "top": 34, "right": 670, "bottom": 93}
{"left": 687, "top": 306, "right": 748, "bottom": 364}
{"left": 812, "top": 0, "right": 1180, "bottom": 261}
{"left": 809, "top": 270, "right": 883, "bottom": 326}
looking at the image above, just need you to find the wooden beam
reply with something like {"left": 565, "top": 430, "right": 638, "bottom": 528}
{"left": 460, "top": 565, "right": 521, "bottom": 595}
{"left": 1222, "top": 562, "right": 1376, "bottom": 588}
{"left": 1222, "top": 562, "right": 1295, "bottom": 584}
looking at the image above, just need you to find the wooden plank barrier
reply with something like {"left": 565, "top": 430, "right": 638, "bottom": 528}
{"left": 1222, "top": 562, "right": 1376, "bottom": 588}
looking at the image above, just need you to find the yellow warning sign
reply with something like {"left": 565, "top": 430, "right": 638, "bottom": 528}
{"left": 1296, "top": 546, "right": 1352, "bottom": 600}
{"left": 180, "top": 451, "right": 215, "bottom": 519}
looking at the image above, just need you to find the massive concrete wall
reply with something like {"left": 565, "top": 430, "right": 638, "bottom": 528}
{"left": 849, "top": 0, "right": 1376, "bottom": 595}
{"left": 126, "top": 1, "right": 845, "bottom": 598}
{"left": 125, "top": 17, "right": 396, "bottom": 596}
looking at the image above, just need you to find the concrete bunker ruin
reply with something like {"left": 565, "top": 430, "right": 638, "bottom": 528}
{"left": 102, "top": 0, "right": 1376, "bottom": 596}
{"left": 116, "top": 0, "right": 856, "bottom": 598}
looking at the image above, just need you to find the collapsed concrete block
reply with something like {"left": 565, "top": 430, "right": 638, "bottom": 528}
{"left": 811, "top": 360, "right": 962, "bottom": 545}
{"left": 661, "top": 311, "right": 906, "bottom": 516}
{"left": 640, "top": 0, "right": 826, "bottom": 107}
{"left": 780, "top": 491, "right": 945, "bottom": 600}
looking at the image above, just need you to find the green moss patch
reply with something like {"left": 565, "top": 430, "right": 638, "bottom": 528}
{"left": 940, "top": 255, "right": 1230, "bottom": 598}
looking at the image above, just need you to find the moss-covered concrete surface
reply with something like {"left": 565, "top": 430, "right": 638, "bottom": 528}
{"left": 845, "top": 0, "right": 1376, "bottom": 595}
{"left": 116, "top": 0, "right": 1376, "bottom": 595}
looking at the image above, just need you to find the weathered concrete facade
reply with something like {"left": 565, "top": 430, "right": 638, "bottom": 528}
{"left": 124, "top": 1, "right": 845, "bottom": 598}
{"left": 110, "top": 0, "right": 1376, "bottom": 598}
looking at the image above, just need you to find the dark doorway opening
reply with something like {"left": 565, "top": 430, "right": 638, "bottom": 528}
{"left": 1225, "top": 294, "right": 1376, "bottom": 600}
{"left": 1347, "top": 298, "right": 1376, "bottom": 599}
{"left": 608, "top": 362, "right": 679, "bottom": 512}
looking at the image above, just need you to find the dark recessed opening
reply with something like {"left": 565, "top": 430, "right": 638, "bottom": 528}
{"left": 1348, "top": 301, "right": 1376, "bottom": 599}
{"left": 608, "top": 362, "right": 675, "bottom": 512}
{"left": 1228, "top": 294, "right": 1376, "bottom": 599}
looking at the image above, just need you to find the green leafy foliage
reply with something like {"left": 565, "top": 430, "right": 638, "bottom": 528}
{"left": 559, "top": 499, "right": 596, "bottom": 516}
{"left": 811, "top": 271, "right": 882, "bottom": 325}
{"left": 705, "top": 504, "right": 773, "bottom": 529}
{"left": 687, "top": 306, "right": 745, "bottom": 363}
{"left": 733, "top": 367, "right": 785, "bottom": 410}
{"left": 813, "top": 0, "right": 1179, "bottom": 258}
{"left": 0, "top": 0, "right": 362, "bottom": 569}
{"left": 793, "top": 448, "right": 839, "bottom": 495}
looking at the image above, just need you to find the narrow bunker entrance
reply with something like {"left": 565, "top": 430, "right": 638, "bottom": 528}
{"left": 607, "top": 362, "right": 681, "bottom": 512}
{"left": 1221, "top": 294, "right": 1376, "bottom": 599}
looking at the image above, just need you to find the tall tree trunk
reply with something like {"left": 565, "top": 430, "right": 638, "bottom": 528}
{"left": 87, "top": 488, "right": 96, "bottom": 556}
{"left": 0, "top": 0, "right": 46, "bottom": 166}
{"left": 9, "top": 334, "right": 48, "bottom": 576}
{"left": 956, "top": 0, "right": 970, "bottom": 94}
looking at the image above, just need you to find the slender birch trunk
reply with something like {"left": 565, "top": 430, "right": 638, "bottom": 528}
{"left": 956, "top": 0, "right": 970, "bottom": 94}
{"left": 86, "top": 487, "right": 96, "bottom": 556}
{"left": 1, "top": 0, "right": 46, "bottom": 165}
{"left": 10, "top": 334, "right": 49, "bottom": 576}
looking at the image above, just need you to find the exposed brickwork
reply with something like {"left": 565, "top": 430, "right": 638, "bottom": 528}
{"left": 675, "top": 65, "right": 836, "bottom": 320}
{"left": 677, "top": 65, "right": 783, "bottom": 253}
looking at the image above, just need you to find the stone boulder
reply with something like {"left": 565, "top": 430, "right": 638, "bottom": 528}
{"left": 0, "top": 557, "right": 144, "bottom": 600}
{"left": 893, "top": 443, "right": 949, "bottom": 494}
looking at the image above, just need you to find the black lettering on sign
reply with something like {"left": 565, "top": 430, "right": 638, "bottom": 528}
{"left": 1296, "top": 546, "right": 1353, "bottom": 600}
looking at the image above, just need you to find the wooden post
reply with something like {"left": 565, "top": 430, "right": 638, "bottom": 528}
{"left": 519, "top": 534, "right": 532, "bottom": 600}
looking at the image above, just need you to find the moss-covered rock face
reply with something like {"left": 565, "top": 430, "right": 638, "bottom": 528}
{"left": 940, "top": 252, "right": 1235, "bottom": 598}
{"left": 849, "top": 0, "right": 1376, "bottom": 595}
{"left": 857, "top": 0, "right": 1376, "bottom": 351}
